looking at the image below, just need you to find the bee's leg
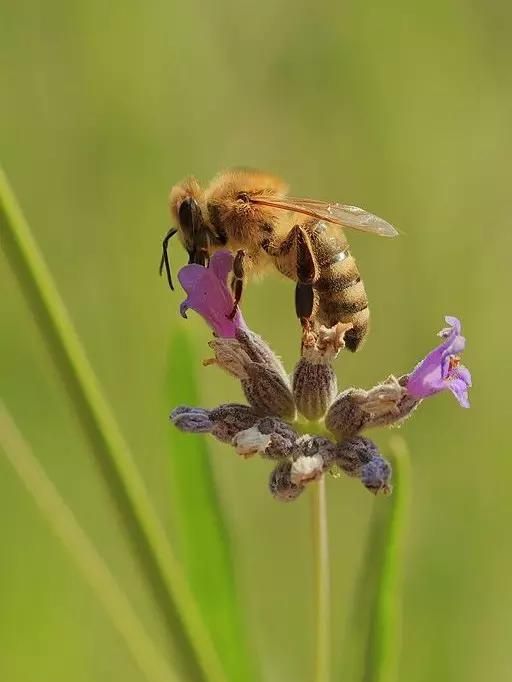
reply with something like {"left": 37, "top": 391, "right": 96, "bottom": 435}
{"left": 295, "top": 283, "right": 315, "bottom": 329}
{"left": 289, "top": 226, "right": 318, "bottom": 335}
{"left": 228, "top": 249, "right": 246, "bottom": 320}
{"left": 294, "top": 227, "right": 318, "bottom": 285}
{"left": 264, "top": 225, "right": 318, "bottom": 278}
{"left": 264, "top": 224, "right": 318, "bottom": 338}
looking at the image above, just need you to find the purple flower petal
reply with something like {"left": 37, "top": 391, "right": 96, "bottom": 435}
{"left": 407, "top": 315, "right": 471, "bottom": 408}
{"left": 178, "top": 263, "right": 208, "bottom": 294}
{"left": 453, "top": 364, "right": 472, "bottom": 387}
{"left": 178, "top": 250, "right": 248, "bottom": 338}
{"left": 449, "top": 335, "right": 465, "bottom": 354}
{"left": 446, "top": 378, "right": 470, "bottom": 408}
{"left": 407, "top": 346, "right": 445, "bottom": 397}
{"left": 209, "top": 250, "right": 234, "bottom": 282}
{"left": 441, "top": 315, "right": 461, "bottom": 335}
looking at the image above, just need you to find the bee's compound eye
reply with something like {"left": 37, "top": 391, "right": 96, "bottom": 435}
{"left": 237, "top": 192, "right": 250, "bottom": 203}
{"left": 178, "top": 197, "right": 194, "bottom": 230}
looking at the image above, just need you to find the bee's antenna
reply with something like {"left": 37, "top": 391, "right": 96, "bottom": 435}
{"left": 159, "top": 227, "right": 178, "bottom": 290}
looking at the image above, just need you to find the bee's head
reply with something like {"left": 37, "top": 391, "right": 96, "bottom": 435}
{"left": 205, "top": 168, "right": 289, "bottom": 238}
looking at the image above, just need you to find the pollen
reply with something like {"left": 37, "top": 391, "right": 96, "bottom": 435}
{"left": 448, "top": 355, "right": 461, "bottom": 372}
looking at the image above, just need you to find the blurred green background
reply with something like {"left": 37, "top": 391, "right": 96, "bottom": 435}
{"left": 1, "top": 0, "right": 510, "bottom": 680}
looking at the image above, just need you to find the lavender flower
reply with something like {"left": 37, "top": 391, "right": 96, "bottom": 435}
{"left": 178, "top": 251, "right": 247, "bottom": 338}
{"left": 170, "top": 254, "right": 471, "bottom": 501}
{"left": 406, "top": 316, "right": 472, "bottom": 408}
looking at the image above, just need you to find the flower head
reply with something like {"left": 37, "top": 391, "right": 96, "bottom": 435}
{"left": 178, "top": 250, "right": 247, "bottom": 338}
{"left": 406, "top": 316, "right": 471, "bottom": 408}
{"left": 172, "top": 255, "right": 471, "bottom": 500}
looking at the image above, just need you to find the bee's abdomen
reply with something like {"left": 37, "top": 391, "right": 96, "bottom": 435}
{"left": 314, "top": 251, "right": 369, "bottom": 352}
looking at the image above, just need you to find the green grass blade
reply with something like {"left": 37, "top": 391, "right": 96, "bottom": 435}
{"left": 167, "top": 329, "right": 257, "bottom": 682}
{"left": 365, "top": 436, "right": 410, "bottom": 682}
{"left": 339, "top": 496, "right": 388, "bottom": 682}
{"left": 0, "top": 166, "right": 227, "bottom": 682}
{"left": 0, "top": 402, "right": 180, "bottom": 682}
{"left": 341, "top": 436, "right": 410, "bottom": 682}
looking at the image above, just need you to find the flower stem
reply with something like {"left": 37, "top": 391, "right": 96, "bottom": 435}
{"left": 0, "top": 166, "right": 227, "bottom": 682}
{"left": 311, "top": 476, "right": 330, "bottom": 682}
{"left": 365, "top": 435, "right": 410, "bottom": 682}
{"left": 0, "top": 402, "right": 179, "bottom": 682}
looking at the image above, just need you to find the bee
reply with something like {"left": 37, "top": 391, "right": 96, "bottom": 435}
{"left": 160, "top": 168, "right": 397, "bottom": 351}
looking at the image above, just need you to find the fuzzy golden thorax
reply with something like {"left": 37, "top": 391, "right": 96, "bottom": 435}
{"left": 204, "top": 168, "right": 289, "bottom": 247}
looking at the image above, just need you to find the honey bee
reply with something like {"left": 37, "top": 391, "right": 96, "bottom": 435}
{"left": 160, "top": 168, "right": 397, "bottom": 351}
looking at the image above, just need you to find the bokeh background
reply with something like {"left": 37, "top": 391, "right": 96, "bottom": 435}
{"left": 1, "top": 1, "right": 511, "bottom": 680}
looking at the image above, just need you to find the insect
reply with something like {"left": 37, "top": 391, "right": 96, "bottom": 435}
{"left": 160, "top": 168, "right": 397, "bottom": 351}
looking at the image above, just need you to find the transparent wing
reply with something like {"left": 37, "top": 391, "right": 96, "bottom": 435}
{"left": 248, "top": 196, "right": 398, "bottom": 237}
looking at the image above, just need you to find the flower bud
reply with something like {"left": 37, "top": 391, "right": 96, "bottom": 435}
{"left": 242, "top": 364, "right": 296, "bottom": 420}
{"left": 207, "top": 334, "right": 296, "bottom": 420}
{"left": 297, "top": 434, "right": 335, "bottom": 459}
{"left": 232, "top": 426, "right": 272, "bottom": 458}
{"left": 325, "top": 388, "right": 368, "bottom": 439}
{"left": 206, "top": 338, "right": 252, "bottom": 379}
{"left": 290, "top": 454, "right": 324, "bottom": 485}
{"left": 209, "top": 403, "right": 260, "bottom": 443}
{"left": 236, "top": 329, "right": 289, "bottom": 381}
{"left": 333, "top": 436, "right": 377, "bottom": 474}
{"left": 269, "top": 460, "right": 305, "bottom": 502}
{"left": 361, "top": 457, "right": 392, "bottom": 495}
{"left": 170, "top": 406, "right": 212, "bottom": 433}
{"left": 292, "top": 358, "right": 337, "bottom": 421}
{"left": 256, "top": 418, "right": 299, "bottom": 459}
{"left": 326, "top": 376, "right": 419, "bottom": 440}
{"left": 333, "top": 436, "right": 392, "bottom": 495}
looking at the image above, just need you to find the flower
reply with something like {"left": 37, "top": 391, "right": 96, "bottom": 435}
{"left": 178, "top": 250, "right": 247, "bottom": 338}
{"left": 171, "top": 256, "right": 470, "bottom": 500}
{"left": 406, "top": 316, "right": 472, "bottom": 408}
{"left": 170, "top": 312, "right": 394, "bottom": 500}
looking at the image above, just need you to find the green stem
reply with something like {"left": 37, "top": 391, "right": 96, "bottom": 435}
{"left": 0, "top": 166, "right": 227, "bottom": 682}
{"left": 311, "top": 476, "right": 330, "bottom": 682}
{"left": 0, "top": 402, "right": 179, "bottom": 682}
{"left": 365, "top": 435, "right": 410, "bottom": 682}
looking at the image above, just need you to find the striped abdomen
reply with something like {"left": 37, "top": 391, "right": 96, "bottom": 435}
{"left": 309, "top": 221, "right": 369, "bottom": 352}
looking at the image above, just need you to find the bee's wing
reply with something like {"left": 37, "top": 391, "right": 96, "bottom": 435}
{"left": 249, "top": 196, "right": 398, "bottom": 237}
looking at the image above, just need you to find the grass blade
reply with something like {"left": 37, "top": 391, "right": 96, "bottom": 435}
{"left": 0, "top": 166, "right": 227, "bottom": 682}
{"left": 0, "top": 402, "right": 179, "bottom": 682}
{"left": 341, "top": 436, "right": 410, "bottom": 682}
{"left": 167, "top": 329, "right": 257, "bottom": 682}
{"left": 365, "top": 436, "right": 410, "bottom": 682}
